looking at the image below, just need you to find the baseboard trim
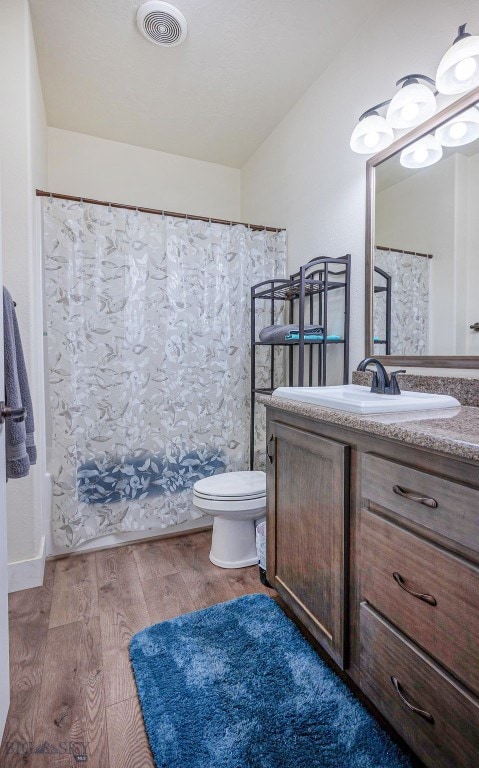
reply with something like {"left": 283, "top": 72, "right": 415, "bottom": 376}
{"left": 48, "top": 522, "right": 213, "bottom": 560}
{"left": 46, "top": 515, "right": 213, "bottom": 557}
{"left": 8, "top": 535, "right": 46, "bottom": 593}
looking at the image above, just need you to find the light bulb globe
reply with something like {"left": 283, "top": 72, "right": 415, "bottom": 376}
{"left": 386, "top": 82, "right": 436, "bottom": 129}
{"left": 436, "top": 34, "right": 479, "bottom": 94}
{"left": 401, "top": 102, "right": 420, "bottom": 121}
{"left": 413, "top": 148, "right": 429, "bottom": 163}
{"left": 455, "top": 56, "right": 477, "bottom": 81}
{"left": 449, "top": 121, "right": 467, "bottom": 139}
{"left": 363, "top": 131, "right": 380, "bottom": 149}
{"left": 400, "top": 134, "right": 443, "bottom": 168}
{"left": 435, "top": 107, "right": 479, "bottom": 147}
{"left": 350, "top": 113, "right": 394, "bottom": 154}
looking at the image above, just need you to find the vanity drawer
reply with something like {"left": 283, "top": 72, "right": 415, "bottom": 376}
{"left": 362, "top": 453, "right": 479, "bottom": 552}
{"left": 360, "top": 603, "right": 479, "bottom": 768}
{"left": 361, "top": 509, "right": 479, "bottom": 696}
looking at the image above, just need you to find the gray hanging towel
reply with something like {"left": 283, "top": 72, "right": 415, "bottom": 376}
{"left": 3, "top": 287, "right": 36, "bottom": 479}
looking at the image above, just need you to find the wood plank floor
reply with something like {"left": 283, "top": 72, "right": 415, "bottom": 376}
{"left": 0, "top": 531, "right": 274, "bottom": 768}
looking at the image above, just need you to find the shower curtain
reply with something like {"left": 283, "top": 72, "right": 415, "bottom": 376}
{"left": 42, "top": 199, "right": 286, "bottom": 547}
{"left": 374, "top": 248, "right": 430, "bottom": 356}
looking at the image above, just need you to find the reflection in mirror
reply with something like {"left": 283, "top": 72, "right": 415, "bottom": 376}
{"left": 373, "top": 103, "right": 479, "bottom": 359}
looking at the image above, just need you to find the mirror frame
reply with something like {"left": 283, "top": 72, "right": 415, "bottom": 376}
{"left": 365, "top": 85, "right": 479, "bottom": 367}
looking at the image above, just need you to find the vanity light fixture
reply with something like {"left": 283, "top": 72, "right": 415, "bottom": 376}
{"left": 351, "top": 22, "right": 479, "bottom": 158}
{"left": 400, "top": 134, "right": 443, "bottom": 169}
{"left": 436, "top": 24, "right": 479, "bottom": 95}
{"left": 350, "top": 78, "right": 437, "bottom": 156}
{"left": 386, "top": 75, "right": 436, "bottom": 129}
{"left": 435, "top": 105, "right": 479, "bottom": 146}
{"left": 350, "top": 101, "right": 394, "bottom": 154}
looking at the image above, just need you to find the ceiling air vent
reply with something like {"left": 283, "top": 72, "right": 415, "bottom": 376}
{"left": 137, "top": 1, "right": 187, "bottom": 47}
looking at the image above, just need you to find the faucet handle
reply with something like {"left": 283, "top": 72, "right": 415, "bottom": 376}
{"left": 370, "top": 371, "right": 380, "bottom": 393}
{"left": 389, "top": 369, "right": 406, "bottom": 395}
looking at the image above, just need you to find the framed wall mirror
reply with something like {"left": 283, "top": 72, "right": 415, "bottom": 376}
{"left": 365, "top": 85, "right": 479, "bottom": 367}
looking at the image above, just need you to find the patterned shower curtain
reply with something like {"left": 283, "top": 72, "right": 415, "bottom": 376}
{"left": 374, "top": 248, "right": 430, "bottom": 356}
{"left": 42, "top": 199, "right": 286, "bottom": 547}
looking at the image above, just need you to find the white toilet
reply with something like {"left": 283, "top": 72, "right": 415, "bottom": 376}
{"left": 193, "top": 471, "right": 266, "bottom": 568}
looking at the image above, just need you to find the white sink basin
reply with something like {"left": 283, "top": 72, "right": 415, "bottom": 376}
{"left": 272, "top": 384, "right": 460, "bottom": 415}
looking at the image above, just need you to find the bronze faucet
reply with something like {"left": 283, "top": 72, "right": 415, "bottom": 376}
{"left": 356, "top": 358, "right": 406, "bottom": 395}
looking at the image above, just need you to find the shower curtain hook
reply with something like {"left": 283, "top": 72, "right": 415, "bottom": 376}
{"left": 162, "top": 210, "right": 165, "bottom": 221}
{"left": 49, "top": 192, "right": 53, "bottom": 204}
{"left": 108, "top": 202, "right": 112, "bottom": 214}
{"left": 135, "top": 207, "right": 139, "bottom": 216}
{"left": 80, "top": 197, "right": 84, "bottom": 208}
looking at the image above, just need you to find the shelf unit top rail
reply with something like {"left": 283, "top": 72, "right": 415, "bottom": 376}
{"left": 252, "top": 279, "right": 347, "bottom": 301}
{"left": 289, "top": 254, "right": 351, "bottom": 280}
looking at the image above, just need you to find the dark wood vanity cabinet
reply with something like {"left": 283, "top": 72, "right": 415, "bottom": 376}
{"left": 265, "top": 404, "right": 479, "bottom": 768}
{"left": 360, "top": 453, "right": 479, "bottom": 768}
{"left": 265, "top": 419, "right": 348, "bottom": 668}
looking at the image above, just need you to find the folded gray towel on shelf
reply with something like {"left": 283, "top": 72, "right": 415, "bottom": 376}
{"left": 259, "top": 324, "right": 323, "bottom": 343}
{"left": 3, "top": 287, "right": 36, "bottom": 479}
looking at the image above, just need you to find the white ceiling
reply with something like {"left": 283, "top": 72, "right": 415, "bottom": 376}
{"left": 29, "top": 0, "right": 380, "bottom": 168}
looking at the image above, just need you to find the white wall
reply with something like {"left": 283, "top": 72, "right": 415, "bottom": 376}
{"left": 48, "top": 128, "right": 241, "bottom": 221}
{"left": 0, "top": 189, "right": 9, "bottom": 740}
{"left": 375, "top": 156, "right": 456, "bottom": 355}
{"left": 0, "top": 0, "right": 48, "bottom": 579}
{"left": 240, "top": 0, "right": 479, "bottom": 375}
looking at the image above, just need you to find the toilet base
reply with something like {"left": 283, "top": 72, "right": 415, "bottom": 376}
{"left": 209, "top": 516, "right": 258, "bottom": 569}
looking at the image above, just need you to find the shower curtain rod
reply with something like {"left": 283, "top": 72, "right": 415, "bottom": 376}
{"left": 36, "top": 190, "right": 285, "bottom": 233}
{"left": 376, "top": 244, "right": 433, "bottom": 259}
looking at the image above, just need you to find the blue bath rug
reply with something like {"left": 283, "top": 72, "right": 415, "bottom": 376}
{"left": 129, "top": 594, "right": 412, "bottom": 768}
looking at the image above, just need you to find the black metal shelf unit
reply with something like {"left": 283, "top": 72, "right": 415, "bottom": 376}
{"left": 250, "top": 254, "right": 351, "bottom": 469}
{"left": 373, "top": 265, "right": 391, "bottom": 354}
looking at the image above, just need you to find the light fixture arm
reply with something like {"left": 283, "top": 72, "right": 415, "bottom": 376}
{"left": 395, "top": 74, "right": 436, "bottom": 88}
{"left": 454, "top": 23, "right": 470, "bottom": 44}
{"left": 359, "top": 99, "right": 392, "bottom": 121}
{"left": 435, "top": 22, "right": 479, "bottom": 96}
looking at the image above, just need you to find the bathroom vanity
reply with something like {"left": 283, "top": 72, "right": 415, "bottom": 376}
{"left": 260, "top": 392, "right": 479, "bottom": 768}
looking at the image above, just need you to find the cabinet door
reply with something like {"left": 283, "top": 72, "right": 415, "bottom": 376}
{"left": 266, "top": 420, "right": 348, "bottom": 667}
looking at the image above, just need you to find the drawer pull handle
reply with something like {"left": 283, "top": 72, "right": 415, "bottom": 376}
{"left": 392, "top": 572, "right": 437, "bottom": 606}
{"left": 392, "top": 484, "right": 438, "bottom": 508}
{"left": 390, "top": 676, "right": 434, "bottom": 724}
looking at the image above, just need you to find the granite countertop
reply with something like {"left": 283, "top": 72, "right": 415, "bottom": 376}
{"left": 352, "top": 371, "right": 479, "bottom": 407}
{"left": 257, "top": 393, "right": 479, "bottom": 463}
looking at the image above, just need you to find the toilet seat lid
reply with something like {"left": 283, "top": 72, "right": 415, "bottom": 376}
{"left": 193, "top": 471, "right": 266, "bottom": 500}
